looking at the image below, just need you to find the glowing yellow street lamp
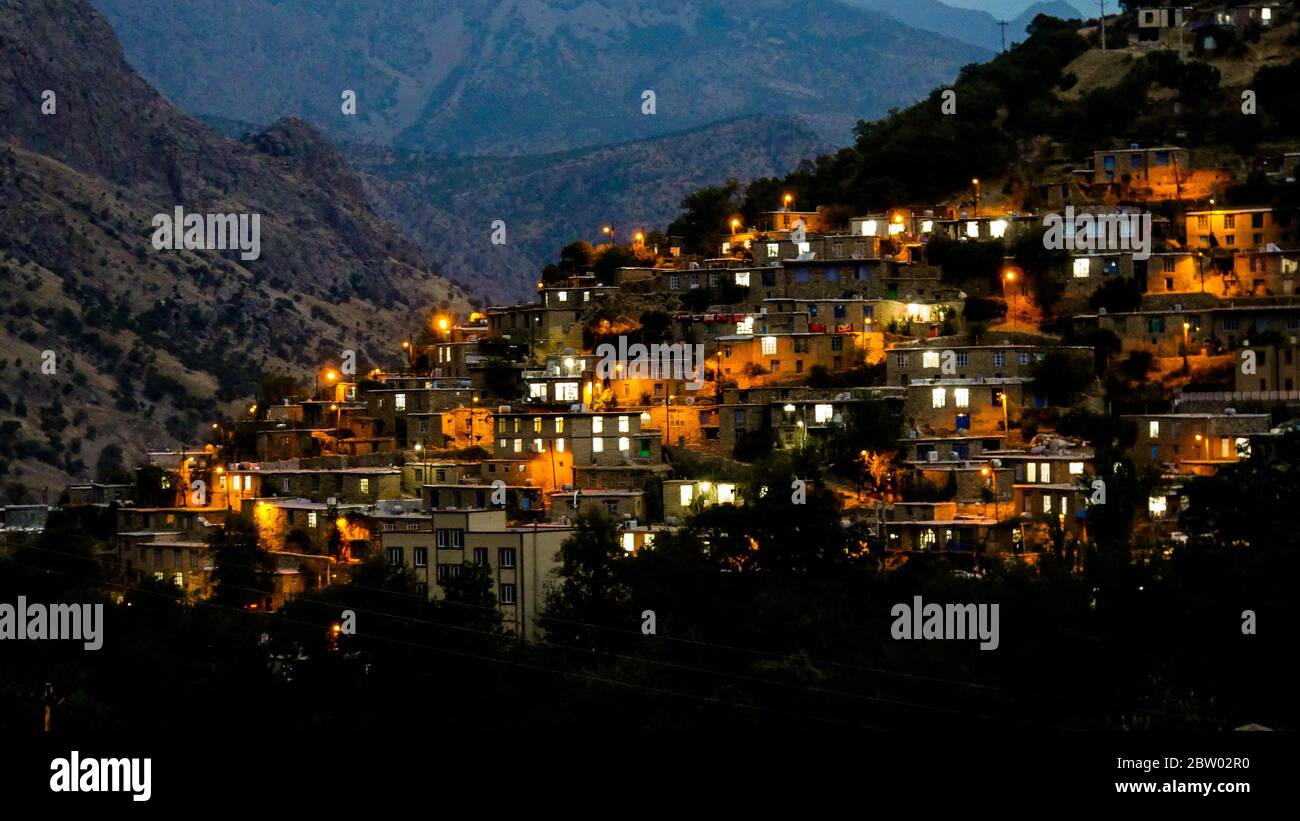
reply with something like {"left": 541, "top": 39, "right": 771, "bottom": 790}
{"left": 730, "top": 218, "right": 741, "bottom": 233}
{"left": 1004, "top": 269, "right": 1017, "bottom": 329}
{"left": 782, "top": 193, "right": 793, "bottom": 210}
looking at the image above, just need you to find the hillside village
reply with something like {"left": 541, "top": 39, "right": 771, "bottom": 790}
{"left": 3, "top": 2, "right": 1300, "bottom": 644}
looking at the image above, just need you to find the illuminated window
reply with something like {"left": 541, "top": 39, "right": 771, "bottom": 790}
{"left": 680, "top": 485, "right": 694, "bottom": 506}
{"left": 513, "top": 439, "right": 522, "bottom": 453}
{"left": 954, "top": 388, "right": 969, "bottom": 408}
{"left": 1073, "top": 258, "right": 1091, "bottom": 278}
{"left": 736, "top": 316, "right": 754, "bottom": 335}
{"left": 931, "top": 388, "right": 946, "bottom": 408}
{"left": 717, "top": 483, "right": 736, "bottom": 504}
{"left": 555, "top": 417, "right": 566, "bottom": 434}
{"left": 796, "top": 242, "right": 810, "bottom": 254}
{"left": 1027, "top": 463, "right": 1037, "bottom": 482}
{"left": 529, "top": 382, "right": 547, "bottom": 399}
{"left": 307, "top": 512, "right": 318, "bottom": 528}
{"left": 861, "top": 220, "right": 877, "bottom": 236}
{"left": 990, "top": 219, "right": 1007, "bottom": 238}
{"left": 593, "top": 437, "right": 604, "bottom": 453}
{"left": 557, "top": 383, "right": 578, "bottom": 402}
{"left": 1068, "top": 462, "right": 1084, "bottom": 475}
{"left": 533, "top": 417, "right": 543, "bottom": 432}
{"left": 1148, "top": 496, "right": 1167, "bottom": 516}
{"left": 922, "top": 351, "right": 940, "bottom": 368}
{"left": 243, "top": 475, "right": 251, "bottom": 491}
{"left": 557, "top": 290, "right": 567, "bottom": 302}
{"left": 767, "top": 243, "right": 779, "bottom": 258}
{"left": 360, "top": 478, "right": 370, "bottom": 494}
{"left": 1149, "top": 421, "right": 1160, "bottom": 438}
{"left": 761, "top": 336, "right": 777, "bottom": 356}
{"left": 1039, "top": 462, "right": 1051, "bottom": 483}
{"left": 734, "top": 272, "right": 750, "bottom": 286}
{"left": 1042, "top": 495, "right": 1052, "bottom": 513}
{"left": 721, "top": 242, "right": 731, "bottom": 254}
{"left": 966, "top": 221, "right": 979, "bottom": 238}
{"left": 622, "top": 532, "right": 636, "bottom": 553}
{"left": 618, "top": 437, "right": 630, "bottom": 452}
{"left": 556, "top": 438, "right": 565, "bottom": 452}
{"left": 813, "top": 404, "right": 833, "bottom": 424}
{"left": 395, "top": 393, "right": 406, "bottom": 411}
{"left": 1235, "top": 437, "right": 1251, "bottom": 458}
{"left": 532, "top": 438, "right": 543, "bottom": 453}
{"left": 920, "top": 529, "right": 936, "bottom": 549}
{"left": 593, "top": 416, "right": 604, "bottom": 433}
{"left": 888, "top": 221, "right": 904, "bottom": 236}
{"left": 921, "top": 220, "right": 933, "bottom": 233}
{"left": 618, "top": 415, "right": 630, "bottom": 433}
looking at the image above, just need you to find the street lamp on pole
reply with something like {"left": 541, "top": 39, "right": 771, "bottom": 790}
{"left": 1004, "top": 270, "right": 1016, "bottom": 329}
{"left": 980, "top": 464, "right": 999, "bottom": 518}
{"left": 972, "top": 178, "right": 981, "bottom": 217}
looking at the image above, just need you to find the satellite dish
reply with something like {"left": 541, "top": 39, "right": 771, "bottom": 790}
{"left": 790, "top": 219, "right": 806, "bottom": 243}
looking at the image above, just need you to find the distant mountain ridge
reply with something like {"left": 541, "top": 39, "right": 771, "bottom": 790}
{"left": 842, "top": 0, "right": 1082, "bottom": 53}
{"left": 91, "top": 0, "right": 990, "bottom": 154}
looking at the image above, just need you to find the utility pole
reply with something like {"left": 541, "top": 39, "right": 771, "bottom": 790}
{"left": 1099, "top": 0, "right": 1107, "bottom": 51}
{"left": 999, "top": 20, "right": 1008, "bottom": 52}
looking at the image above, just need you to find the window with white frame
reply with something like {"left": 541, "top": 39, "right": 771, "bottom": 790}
{"left": 680, "top": 485, "right": 694, "bottom": 506}
{"left": 529, "top": 382, "right": 548, "bottom": 399}
{"left": 593, "top": 437, "right": 604, "bottom": 453}
{"left": 618, "top": 415, "right": 629, "bottom": 433}
{"left": 922, "top": 351, "right": 940, "bottom": 368}
{"left": 767, "top": 243, "right": 779, "bottom": 258}
{"left": 593, "top": 416, "right": 604, "bottom": 433}
{"left": 1068, "top": 462, "right": 1084, "bottom": 475}
{"left": 1149, "top": 421, "right": 1160, "bottom": 438}
{"left": 954, "top": 388, "right": 970, "bottom": 408}
{"left": 618, "top": 437, "right": 630, "bottom": 452}
{"left": 734, "top": 272, "right": 750, "bottom": 286}
{"left": 813, "top": 404, "right": 833, "bottom": 423}
{"left": 1073, "top": 258, "right": 1091, "bottom": 278}
{"left": 557, "top": 382, "right": 579, "bottom": 402}
{"left": 761, "top": 336, "right": 777, "bottom": 356}
{"left": 395, "top": 393, "right": 407, "bottom": 411}
{"left": 931, "top": 388, "right": 946, "bottom": 408}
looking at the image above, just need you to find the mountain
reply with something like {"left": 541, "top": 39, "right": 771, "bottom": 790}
{"left": 352, "top": 115, "right": 830, "bottom": 303}
{"left": 0, "top": 0, "right": 470, "bottom": 497}
{"left": 90, "top": 0, "right": 990, "bottom": 155}
{"left": 842, "top": 0, "right": 1083, "bottom": 53}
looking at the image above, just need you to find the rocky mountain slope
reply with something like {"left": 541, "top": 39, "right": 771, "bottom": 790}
{"left": 0, "top": 0, "right": 470, "bottom": 498}
{"left": 91, "top": 0, "right": 989, "bottom": 154}
{"left": 353, "top": 114, "right": 830, "bottom": 303}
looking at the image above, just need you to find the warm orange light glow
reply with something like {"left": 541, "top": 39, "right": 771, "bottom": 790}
{"left": 1004, "top": 270, "right": 1016, "bottom": 282}
{"left": 972, "top": 178, "right": 980, "bottom": 186}
{"left": 212, "top": 423, "right": 219, "bottom": 429}
{"left": 326, "top": 370, "right": 338, "bottom": 381}
{"left": 248, "top": 404, "right": 257, "bottom": 414}
{"left": 980, "top": 466, "right": 991, "bottom": 477}
{"left": 1195, "top": 434, "right": 1203, "bottom": 442}
{"left": 892, "top": 214, "right": 903, "bottom": 224}
{"left": 602, "top": 225, "right": 612, "bottom": 234}
{"left": 469, "top": 312, "right": 482, "bottom": 322}
{"left": 634, "top": 231, "right": 644, "bottom": 243}
{"left": 437, "top": 317, "right": 450, "bottom": 332}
